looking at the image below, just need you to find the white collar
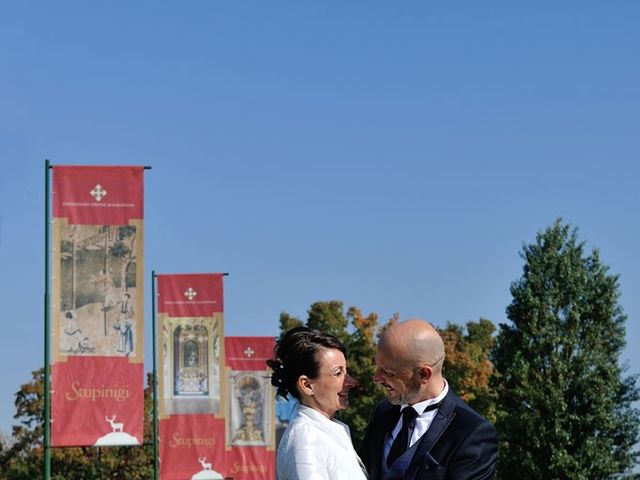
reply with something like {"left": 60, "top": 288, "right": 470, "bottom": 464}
{"left": 401, "top": 379, "right": 448, "bottom": 415}
{"left": 297, "top": 404, "right": 350, "bottom": 433}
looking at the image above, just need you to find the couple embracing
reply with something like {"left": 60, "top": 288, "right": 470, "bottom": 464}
{"left": 268, "top": 319, "right": 498, "bottom": 480}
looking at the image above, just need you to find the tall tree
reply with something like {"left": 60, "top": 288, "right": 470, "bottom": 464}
{"left": 492, "top": 220, "right": 639, "bottom": 479}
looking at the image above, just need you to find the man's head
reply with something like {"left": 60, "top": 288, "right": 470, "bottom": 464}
{"left": 373, "top": 318, "right": 445, "bottom": 405}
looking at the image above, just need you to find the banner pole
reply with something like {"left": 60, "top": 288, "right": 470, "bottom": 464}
{"left": 152, "top": 271, "right": 159, "bottom": 480}
{"left": 44, "top": 160, "right": 51, "bottom": 480}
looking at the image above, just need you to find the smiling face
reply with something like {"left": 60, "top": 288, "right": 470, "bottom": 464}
{"left": 302, "top": 348, "right": 357, "bottom": 419}
{"left": 374, "top": 345, "right": 422, "bottom": 405}
{"left": 373, "top": 319, "right": 447, "bottom": 406}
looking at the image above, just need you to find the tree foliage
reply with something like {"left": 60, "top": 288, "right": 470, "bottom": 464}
{"left": 439, "top": 318, "right": 497, "bottom": 423}
{"left": 306, "top": 300, "right": 350, "bottom": 346}
{"left": 276, "top": 311, "right": 303, "bottom": 343}
{"left": 0, "top": 370, "right": 154, "bottom": 480}
{"left": 492, "top": 220, "right": 640, "bottom": 479}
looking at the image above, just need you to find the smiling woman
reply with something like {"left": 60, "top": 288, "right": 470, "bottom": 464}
{"left": 303, "top": 348, "right": 357, "bottom": 418}
{"left": 267, "top": 327, "right": 368, "bottom": 480}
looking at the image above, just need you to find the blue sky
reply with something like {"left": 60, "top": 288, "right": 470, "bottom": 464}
{"left": 1, "top": 2, "right": 639, "bottom": 433}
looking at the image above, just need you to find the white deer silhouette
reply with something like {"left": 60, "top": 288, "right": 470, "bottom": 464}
{"left": 198, "top": 457, "right": 212, "bottom": 471}
{"left": 105, "top": 415, "right": 124, "bottom": 433}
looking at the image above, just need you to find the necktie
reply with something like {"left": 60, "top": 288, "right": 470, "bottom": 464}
{"left": 387, "top": 406, "right": 419, "bottom": 467}
{"left": 386, "top": 401, "right": 443, "bottom": 467}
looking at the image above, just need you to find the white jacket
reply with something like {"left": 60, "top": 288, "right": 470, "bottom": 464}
{"left": 277, "top": 404, "right": 368, "bottom": 480}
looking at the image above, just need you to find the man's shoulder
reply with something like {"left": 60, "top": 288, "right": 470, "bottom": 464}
{"left": 445, "top": 391, "right": 497, "bottom": 440}
{"left": 449, "top": 392, "right": 492, "bottom": 426}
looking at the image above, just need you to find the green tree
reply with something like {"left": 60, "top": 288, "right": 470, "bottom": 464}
{"left": 0, "top": 369, "right": 46, "bottom": 480}
{"left": 0, "top": 370, "right": 154, "bottom": 480}
{"left": 439, "top": 318, "right": 497, "bottom": 423}
{"left": 492, "top": 220, "right": 640, "bottom": 479}
{"left": 306, "top": 300, "right": 350, "bottom": 345}
{"left": 277, "top": 311, "right": 303, "bottom": 343}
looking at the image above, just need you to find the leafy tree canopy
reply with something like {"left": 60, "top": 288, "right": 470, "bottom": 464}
{"left": 492, "top": 219, "right": 639, "bottom": 479}
{"left": 439, "top": 318, "right": 497, "bottom": 423}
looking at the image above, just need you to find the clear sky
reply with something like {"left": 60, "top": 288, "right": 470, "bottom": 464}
{"left": 1, "top": 1, "right": 639, "bottom": 434}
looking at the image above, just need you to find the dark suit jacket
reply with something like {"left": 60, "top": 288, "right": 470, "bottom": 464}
{"left": 358, "top": 390, "right": 498, "bottom": 480}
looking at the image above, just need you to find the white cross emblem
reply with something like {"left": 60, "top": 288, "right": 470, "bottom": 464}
{"left": 184, "top": 288, "right": 197, "bottom": 301}
{"left": 90, "top": 184, "right": 107, "bottom": 202}
{"left": 244, "top": 347, "right": 255, "bottom": 358}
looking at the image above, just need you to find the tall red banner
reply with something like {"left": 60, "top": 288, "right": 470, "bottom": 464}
{"left": 157, "top": 274, "right": 226, "bottom": 480}
{"left": 224, "top": 337, "right": 276, "bottom": 480}
{"left": 51, "top": 166, "right": 144, "bottom": 447}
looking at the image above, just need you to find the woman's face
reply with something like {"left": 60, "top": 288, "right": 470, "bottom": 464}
{"left": 304, "top": 348, "right": 358, "bottom": 419}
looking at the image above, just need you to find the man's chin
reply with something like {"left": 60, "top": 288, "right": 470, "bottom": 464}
{"left": 385, "top": 393, "right": 402, "bottom": 405}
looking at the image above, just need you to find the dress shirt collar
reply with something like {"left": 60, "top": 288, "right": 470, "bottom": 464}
{"left": 400, "top": 379, "right": 449, "bottom": 416}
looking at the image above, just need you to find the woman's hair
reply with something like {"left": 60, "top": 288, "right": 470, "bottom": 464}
{"left": 266, "top": 326, "right": 346, "bottom": 400}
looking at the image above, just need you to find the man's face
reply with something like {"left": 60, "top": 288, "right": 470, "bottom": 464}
{"left": 373, "top": 345, "right": 422, "bottom": 405}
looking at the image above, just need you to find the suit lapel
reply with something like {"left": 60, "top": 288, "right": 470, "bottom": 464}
{"left": 402, "top": 391, "right": 457, "bottom": 479}
{"left": 417, "top": 390, "right": 456, "bottom": 452}
{"left": 371, "top": 404, "right": 401, "bottom": 479}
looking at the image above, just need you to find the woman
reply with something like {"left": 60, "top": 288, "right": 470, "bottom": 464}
{"left": 267, "top": 327, "right": 368, "bottom": 480}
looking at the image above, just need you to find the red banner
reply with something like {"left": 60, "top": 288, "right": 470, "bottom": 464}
{"left": 157, "top": 274, "right": 227, "bottom": 480}
{"left": 159, "top": 415, "right": 227, "bottom": 480}
{"left": 224, "top": 337, "right": 276, "bottom": 480}
{"left": 51, "top": 166, "right": 144, "bottom": 447}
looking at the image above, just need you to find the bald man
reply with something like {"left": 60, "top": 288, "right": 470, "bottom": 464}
{"left": 358, "top": 319, "right": 498, "bottom": 480}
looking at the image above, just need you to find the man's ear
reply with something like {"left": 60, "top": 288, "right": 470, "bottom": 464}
{"left": 418, "top": 366, "right": 432, "bottom": 383}
{"left": 297, "top": 375, "right": 314, "bottom": 396}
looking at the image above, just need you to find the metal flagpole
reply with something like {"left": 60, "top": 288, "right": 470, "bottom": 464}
{"left": 152, "top": 271, "right": 159, "bottom": 480}
{"left": 44, "top": 160, "right": 51, "bottom": 480}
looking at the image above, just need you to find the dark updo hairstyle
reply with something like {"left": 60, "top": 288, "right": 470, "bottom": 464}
{"left": 266, "top": 327, "right": 346, "bottom": 400}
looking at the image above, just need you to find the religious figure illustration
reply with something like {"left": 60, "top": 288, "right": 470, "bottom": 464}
{"left": 232, "top": 374, "right": 265, "bottom": 443}
{"left": 160, "top": 318, "right": 222, "bottom": 415}
{"left": 58, "top": 224, "right": 137, "bottom": 357}
{"left": 113, "top": 315, "right": 134, "bottom": 355}
{"left": 119, "top": 292, "right": 134, "bottom": 319}
{"left": 175, "top": 329, "right": 209, "bottom": 396}
{"left": 77, "top": 336, "right": 95, "bottom": 354}
{"left": 63, "top": 310, "right": 81, "bottom": 336}
{"left": 60, "top": 310, "right": 83, "bottom": 353}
